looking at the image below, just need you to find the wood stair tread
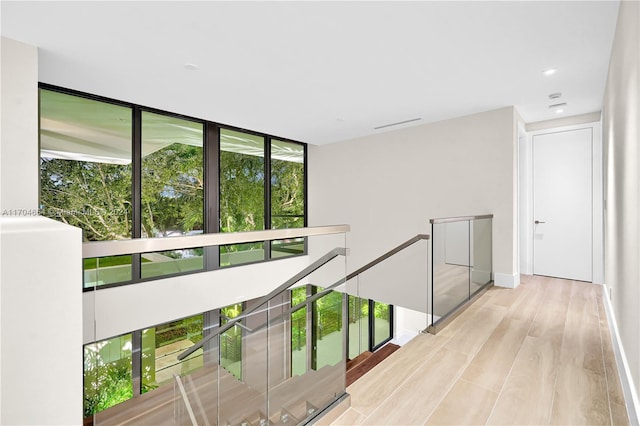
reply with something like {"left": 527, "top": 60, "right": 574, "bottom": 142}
{"left": 346, "top": 351, "right": 372, "bottom": 370}
{"left": 346, "top": 343, "right": 401, "bottom": 387}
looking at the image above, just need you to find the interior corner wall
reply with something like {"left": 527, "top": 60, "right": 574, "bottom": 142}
{"left": 602, "top": 0, "right": 640, "bottom": 418}
{"left": 1, "top": 217, "right": 83, "bottom": 425}
{"left": 0, "top": 37, "right": 39, "bottom": 213}
{"left": 308, "top": 106, "right": 518, "bottom": 311}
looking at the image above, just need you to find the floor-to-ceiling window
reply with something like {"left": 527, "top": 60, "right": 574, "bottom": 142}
{"left": 140, "top": 111, "right": 204, "bottom": 278}
{"left": 219, "top": 128, "right": 265, "bottom": 267}
{"left": 83, "top": 333, "right": 133, "bottom": 417}
{"left": 271, "top": 139, "right": 306, "bottom": 258}
{"left": 141, "top": 314, "right": 204, "bottom": 393}
{"left": 39, "top": 85, "right": 307, "bottom": 289}
{"left": 40, "top": 88, "right": 134, "bottom": 287}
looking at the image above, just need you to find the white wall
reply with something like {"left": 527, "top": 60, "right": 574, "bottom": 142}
{"left": 1, "top": 217, "right": 83, "bottom": 425}
{"left": 309, "top": 106, "right": 519, "bottom": 314}
{"left": 0, "top": 36, "right": 42, "bottom": 424}
{"left": 602, "top": 0, "right": 640, "bottom": 421}
{"left": 0, "top": 37, "right": 39, "bottom": 213}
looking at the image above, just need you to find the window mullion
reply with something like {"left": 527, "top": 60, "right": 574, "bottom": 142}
{"left": 206, "top": 123, "right": 220, "bottom": 270}
{"left": 132, "top": 106, "right": 142, "bottom": 281}
{"left": 264, "top": 136, "right": 272, "bottom": 260}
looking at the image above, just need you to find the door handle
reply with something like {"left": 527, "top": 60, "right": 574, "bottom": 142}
{"left": 535, "top": 220, "right": 546, "bottom": 224}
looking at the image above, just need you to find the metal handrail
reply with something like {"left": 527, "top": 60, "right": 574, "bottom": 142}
{"left": 178, "top": 233, "right": 431, "bottom": 359}
{"left": 177, "top": 247, "right": 348, "bottom": 361}
{"left": 345, "top": 234, "right": 430, "bottom": 281}
{"left": 82, "top": 224, "right": 350, "bottom": 258}
{"left": 429, "top": 214, "right": 493, "bottom": 224}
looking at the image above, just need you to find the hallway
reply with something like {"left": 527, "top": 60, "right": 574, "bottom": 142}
{"left": 328, "top": 276, "right": 629, "bottom": 425}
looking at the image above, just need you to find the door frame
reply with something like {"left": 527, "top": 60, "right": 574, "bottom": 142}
{"left": 519, "top": 121, "right": 604, "bottom": 284}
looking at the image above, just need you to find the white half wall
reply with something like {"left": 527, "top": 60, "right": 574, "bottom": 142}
{"left": 1, "top": 217, "right": 83, "bottom": 425}
{"left": 84, "top": 255, "right": 314, "bottom": 343}
{"left": 602, "top": 0, "right": 640, "bottom": 421}
{"left": 0, "top": 37, "right": 39, "bottom": 213}
{"left": 309, "top": 107, "right": 519, "bottom": 311}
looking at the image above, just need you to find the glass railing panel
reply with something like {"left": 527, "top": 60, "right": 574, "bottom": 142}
{"left": 312, "top": 287, "right": 344, "bottom": 370}
{"left": 217, "top": 300, "right": 269, "bottom": 426}
{"left": 140, "top": 248, "right": 204, "bottom": 279}
{"left": 174, "top": 328, "right": 220, "bottom": 426}
{"left": 471, "top": 217, "right": 493, "bottom": 296}
{"left": 431, "top": 221, "right": 470, "bottom": 319}
{"left": 271, "top": 236, "right": 306, "bottom": 258}
{"left": 348, "top": 295, "right": 369, "bottom": 359}
{"left": 353, "top": 238, "right": 430, "bottom": 338}
{"left": 142, "top": 314, "right": 204, "bottom": 393}
{"left": 85, "top": 227, "right": 348, "bottom": 425}
{"left": 173, "top": 303, "right": 270, "bottom": 426}
{"left": 268, "top": 288, "right": 346, "bottom": 423}
{"left": 84, "top": 255, "right": 132, "bottom": 288}
{"left": 220, "top": 242, "right": 265, "bottom": 267}
{"left": 291, "top": 286, "right": 308, "bottom": 377}
{"left": 220, "top": 303, "right": 243, "bottom": 380}
{"left": 372, "top": 301, "right": 393, "bottom": 348}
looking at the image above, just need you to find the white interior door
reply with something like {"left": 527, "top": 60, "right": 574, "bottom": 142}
{"left": 533, "top": 128, "right": 592, "bottom": 281}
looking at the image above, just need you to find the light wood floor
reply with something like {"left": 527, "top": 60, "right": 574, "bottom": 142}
{"left": 328, "top": 275, "right": 630, "bottom": 426}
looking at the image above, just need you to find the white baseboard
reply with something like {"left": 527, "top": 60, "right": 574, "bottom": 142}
{"left": 494, "top": 272, "right": 520, "bottom": 288}
{"left": 602, "top": 284, "right": 640, "bottom": 425}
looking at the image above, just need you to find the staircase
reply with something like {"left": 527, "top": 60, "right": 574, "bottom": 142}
{"left": 89, "top": 362, "right": 345, "bottom": 425}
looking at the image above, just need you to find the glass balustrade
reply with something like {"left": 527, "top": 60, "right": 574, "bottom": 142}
{"left": 85, "top": 226, "right": 349, "bottom": 425}
{"left": 172, "top": 233, "right": 348, "bottom": 425}
{"left": 346, "top": 236, "right": 430, "bottom": 357}
{"left": 85, "top": 216, "right": 492, "bottom": 425}
{"left": 428, "top": 215, "right": 493, "bottom": 332}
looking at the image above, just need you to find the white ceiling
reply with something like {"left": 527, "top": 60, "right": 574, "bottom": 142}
{"left": 1, "top": 1, "right": 620, "bottom": 145}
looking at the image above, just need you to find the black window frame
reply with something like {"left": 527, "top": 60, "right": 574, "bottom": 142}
{"left": 37, "top": 83, "right": 308, "bottom": 291}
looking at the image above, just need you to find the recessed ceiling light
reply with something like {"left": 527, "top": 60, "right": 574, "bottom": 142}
{"left": 542, "top": 68, "right": 558, "bottom": 76}
{"left": 183, "top": 63, "right": 198, "bottom": 70}
{"left": 549, "top": 102, "right": 567, "bottom": 113}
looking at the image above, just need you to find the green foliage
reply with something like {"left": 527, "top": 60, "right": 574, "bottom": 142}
{"left": 348, "top": 296, "right": 369, "bottom": 323}
{"left": 41, "top": 142, "right": 204, "bottom": 242}
{"left": 314, "top": 289, "right": 343, "bottom": 339}
{"left": 220, "top": 304, "right": 243, "bottom": 364}
{"left": 271, "top": 158, "right": 304, "bottom": 229}
{"left": 220, "top": 151, "right": 264, "bottom": 234}
{"left": 83, "top": 343, "right": 133, "bottom": 417}
{"left": 41, "top": 158, "right": 132, "bottom": 241}
{"left": 154, "top": 314, "right": 204, "bottom": 347}
{"left": 374, "top": 302, "right": 391, "bottom": 321}
{"left": 141, "top": 143, "right": 203, "bottom": 238}
{"left": 291, "top": 307, "right": 307, "bottom": 351}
